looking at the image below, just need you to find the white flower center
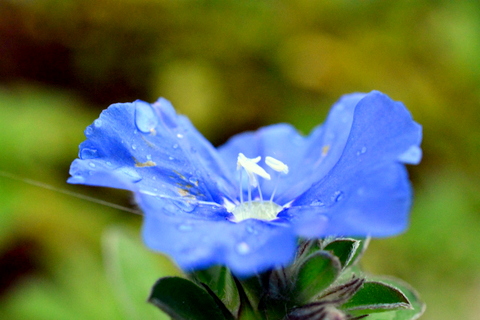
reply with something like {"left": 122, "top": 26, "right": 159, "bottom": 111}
{"left": 231, "top": 154, "right": 288, "bottom": 222}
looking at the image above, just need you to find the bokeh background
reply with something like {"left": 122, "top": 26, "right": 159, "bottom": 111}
{"left": 1, "top": 1, "right": 479, "bottom": 319}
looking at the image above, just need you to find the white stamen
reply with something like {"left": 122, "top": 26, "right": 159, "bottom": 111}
{"left": 265, "top": 156, "right": 289, "bottom": 202}
{"left": 265, "top": 156, "right": 289, "bottom": 174}
{"left": 237, "top": 153, "right": 271, "bottom": 187}
{"left": 232, "top": 153, "right": 289, "bottom": 222}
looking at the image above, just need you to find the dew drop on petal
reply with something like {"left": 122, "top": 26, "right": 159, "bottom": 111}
{"left": 332, "top": 191, "right": 344, "bottom": 202}
{"left": 80, "top": 148, "right": 98, "bottom": 159}
{"left": 69, "top": 176, "right": 85, "bottom": 183}
{"left": 398, "top": 145, "right": 422, "bottom": 164}
{"left": 106, "top": 161, "right": 113, "bottom": 167}
{"left": 311, "top": 199, "right": 325, "bottom": 207}
{"left": 178, "top": 224, "right": 193, "bottom": 232}
{"left": 85, "top": 126, "right": 94, "bottom": 136}
{"left": 146, "top": 154, "right": 152, "bottom": 160}
{"left": 356, "top": 146, "right": 367, "bottom": 156}
{"left": 134, "top": 100, "right": 158, "bottom": 133}
{"left": 246, "top": 226, "right": 258, "bottom": 235}
{"left": 119, "top": 167, "right": 142, "bottom": 182}
{"left": 173, "top": 144, "right": 179, "bottom": 149}
{"left": 169, "top": 156, "right": 174, "bottom": 161}
{"left": 173, "top": 200, "right": 198, "bottom": 213}
{"left": 176, "top": 133, "right": 184, "bottom": 139}
{"left": 131, "top": 144, "right": 137, "bottom": 150}
{"left": 236, "top": 242, "right": 251, "bottom": 255}
{"left": 88, "top": 162, "right": 96, "bottom": 168}
{"left": 94, "top": 119, "right": 102, "bottom": 128}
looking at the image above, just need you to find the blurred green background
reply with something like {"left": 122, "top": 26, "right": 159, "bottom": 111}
{"left": 0, "top": 0, "right": 479, "bottom": 319}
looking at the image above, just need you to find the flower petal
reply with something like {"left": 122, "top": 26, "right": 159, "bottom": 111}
{"left": 217, "top": 93, "right": 366, "bottom": 204}
{"left": 288, "top": 91, "right": 422, "bottom": 237}
{"left": 68, "top": 98, "right": 236, "bottom": 205}
{"left": 138, "top": 192, "right": 296, "bottom": 277}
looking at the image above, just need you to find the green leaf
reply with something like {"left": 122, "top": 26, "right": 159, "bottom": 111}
{"left": 341, "top": 281, "right": 411, "bottom": 317}
{"left": 360, "top": 277, "right": 425, "bottom": 320}
{"left": 148, "top": 277, "right": 226, "bottom": 320}
{"left": 324, "top": 238, "right": 360, "bottom": 268}
{"left": 190, "top": 266, "right": 240, "bottom": 315}
{"left": 293, "top": 251, "right": 342, "bottom": 304}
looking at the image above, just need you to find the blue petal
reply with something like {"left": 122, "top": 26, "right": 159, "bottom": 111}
{"left": 138, "top": 192, "right": 296, "bottom": 277}
{"left": 217, "top": 93, "right": 366, "bottom": 204}
{"left": 288, "top": 91, "right": 422, "bottom": 237}
{"left": 68, "top": 98, "right": 237, "bottom": 205}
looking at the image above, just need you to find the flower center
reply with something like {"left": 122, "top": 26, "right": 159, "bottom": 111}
{"left": 230, "top": 153, "right": 288, "bottom": 222}
{"left": 232, "top": 201, "right": 283, "bottom": 222}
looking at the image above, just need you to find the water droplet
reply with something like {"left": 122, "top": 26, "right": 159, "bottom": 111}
{"left": 163, "top": 203, "right": 177, "bottom": 214}
{"left": 131, "top": 144, "right": 137, "bottom": 150}
{"left": 173, "top": 199, "right": 198, "bottom": 213}
{"left": 80, "top": 148, "right": 98, "bottom": 159}
{"left": 146, "top": 154, "right": 152, "bottom": 160}
{"left": 152, "top": 176, "right": 157, "bottom": 180}
{"left": 331, "top": 191, "right": 344, "bottom": 202}
{"left": 173, "top": 144, "right": 179, "bottom": 149}
{"left": 178, "top": 224, "right": 193, "bottom": 231}
{"left": 85, "top": 126, "right": 94, "bottom": 136}
{"left": 94, "top": 119, "right": 102, "bottom": 127}
{"left": 69, "top": 175, "right": 85, "bottom": 183}
{"left": 106, "top": 161, "right": 113, "bottom": 167}
{"left": 356, "top": 146, "right": 367, "bottom": 156}
{"left": 120, "top": 167, "right": 142, "bottom": 182}
{"left": 177, "top": 133, "right": 184, "bottom": 139}
{"left": 246, "top": 226, "right": 258, "bottom": 234}
{"left": 236, "top": 242, "right": 251, "bottom": 255}
{"left": 311, "top": 199, "right": 325, "bottom": 207}
{"left": 88, "top": 162, "right": 96, "bottom": 168}
{"left": 134, "top": 100, "right": 158, "bottom": 133}
{"left": 169, "top": 156, "right": 174, "bottom": 161}
{"left": 398, "top": 145, "right": 422, "bottom": 164}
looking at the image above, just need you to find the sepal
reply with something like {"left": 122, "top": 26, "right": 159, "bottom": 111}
{"left": 323, "top": 238, "right": 360, "bottom": 269}
{"left": 293, "top": 251, "right": 342, "bottom": 304}
{"left": 340, "top": 280, "right": 411, "bottom": 317}
{"left": 190, "top": 266, "right": 240, "bottom": 315}
{"left": 148, "top": 277, "right": 226, "bottom": 320}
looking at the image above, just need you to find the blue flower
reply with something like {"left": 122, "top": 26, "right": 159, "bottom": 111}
{"left": 68, "top": 91, "right": 422, "bottom": 277}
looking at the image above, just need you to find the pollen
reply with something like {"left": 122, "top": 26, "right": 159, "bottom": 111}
{"left": 134, "top": 158, "right": 157, "bottom": 167}
{"left": 322, "top": 145, "right": 330, "bottom": 156}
